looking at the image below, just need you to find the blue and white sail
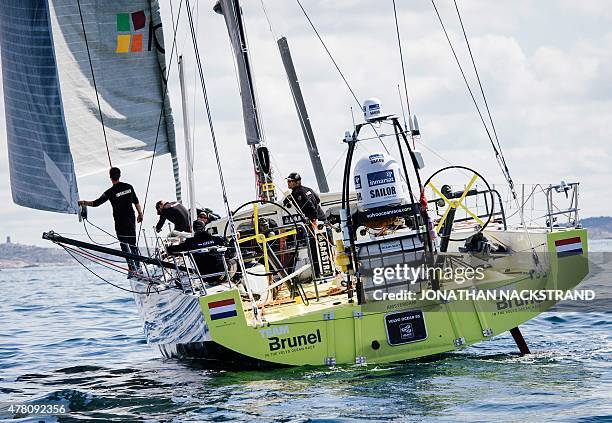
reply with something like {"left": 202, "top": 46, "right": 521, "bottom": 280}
{"left": 0, "top": 0, "right": 180, "bottom": 214}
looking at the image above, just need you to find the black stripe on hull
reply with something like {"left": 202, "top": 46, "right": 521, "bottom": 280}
{"left": 157, "top": 341, "right": 287, "bottom": 370}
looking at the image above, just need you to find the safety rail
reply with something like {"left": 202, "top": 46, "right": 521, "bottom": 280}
{"left": 425, "top": 182, "right": 581, "bottom": 232}
{"left": 166, "top": 246, "right": 232, "bottom": 295}
{"left": 427, "top": 188, "right": 507, "bottom": 230}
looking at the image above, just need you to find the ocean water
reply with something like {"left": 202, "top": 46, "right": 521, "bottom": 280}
{"left": 0, "top": 241, "right": 610, "bottom": 422}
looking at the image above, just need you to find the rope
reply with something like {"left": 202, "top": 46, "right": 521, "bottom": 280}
{"left": 260, "top": 0, "right": 277, "bottom": 38}
{"left": 137, "top": 0, "right": 183, "bottom": 245}
{"left": 294, "top": 0, "right": 390, "bottom": 154}
{"left": 430, "top": 0, "right": 501, "bottom": 163}
{"left": 75, "top": 0, "right": 112, "bottom": 167}
{"left": 185, "top": 0, "right": 257, "bottom": 318}
{"left": 58, "top": 243, "right": 175, "bottom": 295}
{"left": 392, "top": 0, "right": 413, "bottom": 119}
{"left": 295, "top": 0, "right": 360, "bottom": 107}
{"left": 82, "top": 219, "right": 118, "bottom": 246}
{"left": 324, "top": 146, "right": 349, "bottom": 179}
{"left": 432, "top": 0, "right": 540, "bottom": 268}
{"left": 453, "top": 0, "right": 503, "bottom": 167}
{"left": 63, "top": 244, "right": 131, "bottom": 273}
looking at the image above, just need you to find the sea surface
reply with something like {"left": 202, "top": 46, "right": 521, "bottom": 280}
{"left": 0, "top": 241, "right": 610, "bottom": 422}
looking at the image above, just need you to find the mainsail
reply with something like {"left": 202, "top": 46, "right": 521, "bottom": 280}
{"left": 0, "top": 0, "right": 180, "bottom": 214}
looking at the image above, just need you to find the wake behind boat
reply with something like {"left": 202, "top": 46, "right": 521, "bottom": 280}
{"left": 1, "top": 0, "right": 589, "bottom": 368}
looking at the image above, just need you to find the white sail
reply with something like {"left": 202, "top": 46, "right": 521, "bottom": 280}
{"left": 0, "top": 0, "right": 180, "bottom": 214}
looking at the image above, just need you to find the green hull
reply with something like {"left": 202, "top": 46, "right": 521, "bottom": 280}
{"left": 199, "top": 229, "right": 588, "bottom": 366}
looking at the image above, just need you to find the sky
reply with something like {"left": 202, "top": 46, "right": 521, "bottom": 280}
{"left": 0, "top": 0, "right": 611, "bottom": 246}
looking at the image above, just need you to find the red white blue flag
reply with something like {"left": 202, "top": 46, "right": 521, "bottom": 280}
{"left": 208, "top": 298, "right": 237, "bottom": 321}
{"left": 554, "top": 237, "right": 583, "bottom": 258}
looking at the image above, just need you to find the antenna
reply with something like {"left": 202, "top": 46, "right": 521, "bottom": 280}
{"left": 397, "top": 84, "right": 409, "bottom": 132}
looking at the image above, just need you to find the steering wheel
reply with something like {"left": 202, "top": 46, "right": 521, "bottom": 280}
{"left": 224, "top": 200, "right": 299, "bottom": 276}
{"left": 424, "top": 166, "right": 495, "bottom": 242}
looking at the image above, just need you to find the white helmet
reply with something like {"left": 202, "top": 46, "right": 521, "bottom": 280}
{"left": 362, "top": 98, "right": 383, "bottom": 122}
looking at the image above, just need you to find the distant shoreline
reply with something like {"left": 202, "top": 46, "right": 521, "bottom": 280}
{"left": 0, "top": 242, "right": 75, "bottom": 269}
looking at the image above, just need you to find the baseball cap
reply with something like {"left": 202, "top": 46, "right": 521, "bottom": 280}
{"left": 286, "top": 172, "right": 301, "bottom": 181}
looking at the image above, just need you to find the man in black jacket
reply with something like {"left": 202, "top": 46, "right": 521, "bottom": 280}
{"left": 193, "top": 211, "right": 209, "bottom": 233}
{"left": 78, "top": 167, "right": 143, "bottom": 274}
{"left": 155, "top": 200, "right": 191, "bottom": 233}
{"left": 285, "top": 172, "right": 325, "bottom": 225}
{"left": 166, "top": 229, "right": 235, "bottom": 284}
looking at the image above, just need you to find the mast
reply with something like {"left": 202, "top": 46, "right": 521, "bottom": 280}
{"left": 277, "top": 37, "right": 329, "bottom": 193}
{"left": 214, "top": 0, "right": 275, "bottom": 201}
{"left": 178, "top": 55, "right": 197, "bottom": 224}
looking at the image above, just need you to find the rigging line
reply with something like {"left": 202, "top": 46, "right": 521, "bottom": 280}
{"left": 170, "top": 0, "right": 175, "bottom": 38}
{"left": 189, "top": 0, "right": 200, "bottom": 177}
{"left": 325, "top": 146, "right": 349, "bottom": 179}
{"left": 69, "top": 244, "right": 173, "bottom": 283}
{"left": 137, "top": 0, "right": 183, "bottom": 244}
{"left": 261, "top": 0, "right": 340, "bottom": 187}
{"left": 397, "top": 84, "right": 409, "bottom": 133}
{"left": 230, "top": 0, "right": 267, "bottom": 143}
{"left": 190, "top": 0, "right": 200, "bottom": 164}
{"left": 71, "top": 241, "right": 131, "bottom": 264}
{"left": 452, "top": 0, "right": 508, "bottom": 173}
{"left": 62, "top": 240, "right": 176, "bottom": 286}
{"left": 58, "top": 243, "right": 173, "bottom": 295}
{"left": 392, "top": 0, "right": 413, "bottom": 119}
{"left": 261, "top": 0, "right": 317, "bottom": 157}
{"left": 84, "top": 216, "right": 118, "bottom": 240}
{"left": 450, "top": 3, "right": 539, "bottom": 245}
{"left": 83, "top": 219, "right": 117, "bottom": 246}
{"left": 185, "top": 0, "right": 254, "bottom": 312}
{"left": 433, "top": 0, "right": 540, "bottom": 269}
{"left": 295, "top": 0, "right": 390, "bottom": 154}
{"left": 295, "top": 0, "right": 359, "bottom": 107}
{"left": 504, "top": 184, "right": 541, "bottom": 220}
{"left": 430, "top": 1, "right": 501, "bottom": 161}
{"left": 75, "top": 0, "right": 112, "bottom": 167}
{"left": 260, "top": 0, "right": 277, "bottom": 39}
{"left": 64, "top": 244, "right": 131, "bottom": 271}
{"left": 74, "top": 244, "right": 127, "bottom": 264}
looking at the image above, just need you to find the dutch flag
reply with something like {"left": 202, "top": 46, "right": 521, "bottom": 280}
{"left": 208, "top": 298, "right": 237, "bottom": 321}
{"left": 554, "top": 236, "right": 583, "bottom": 258}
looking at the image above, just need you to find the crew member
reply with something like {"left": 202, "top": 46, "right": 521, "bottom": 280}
{"left": 193, "top": 211, "right": 209, "bottom": 233}
{"left": 285, "top": 172, "right": 329, "bottom": 279}
{"left": 155, "top": 200, "right": 191, "bottom": 233}
{"left": 78, "top": 167, "right": 143, "bottom": 275}
{"left": 285, "top": 172, "right": 326, "bottom": 225}
{"left": 166, "top": 229, "right": 236, "bottom": 284}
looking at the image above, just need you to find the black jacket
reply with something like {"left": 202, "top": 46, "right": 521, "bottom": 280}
{"left": 289, "top": 185, "right": 325, "bottom": 221}
{"left": 92, "top": 182, "right": 139, "bottom": 232}
{"left": 156, "top": 202, "right": 191, "bottom": 232}
{"left": 193, "top": 219, "right": 207, "bottom": 233}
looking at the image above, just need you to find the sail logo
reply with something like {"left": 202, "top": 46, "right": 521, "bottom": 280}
{"left": 116, "top": 11, "right": 146, "bottom": 53}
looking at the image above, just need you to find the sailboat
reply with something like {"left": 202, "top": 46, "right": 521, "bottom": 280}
{"left": 0, "top": 0, "right": 589, "bottom": 367}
